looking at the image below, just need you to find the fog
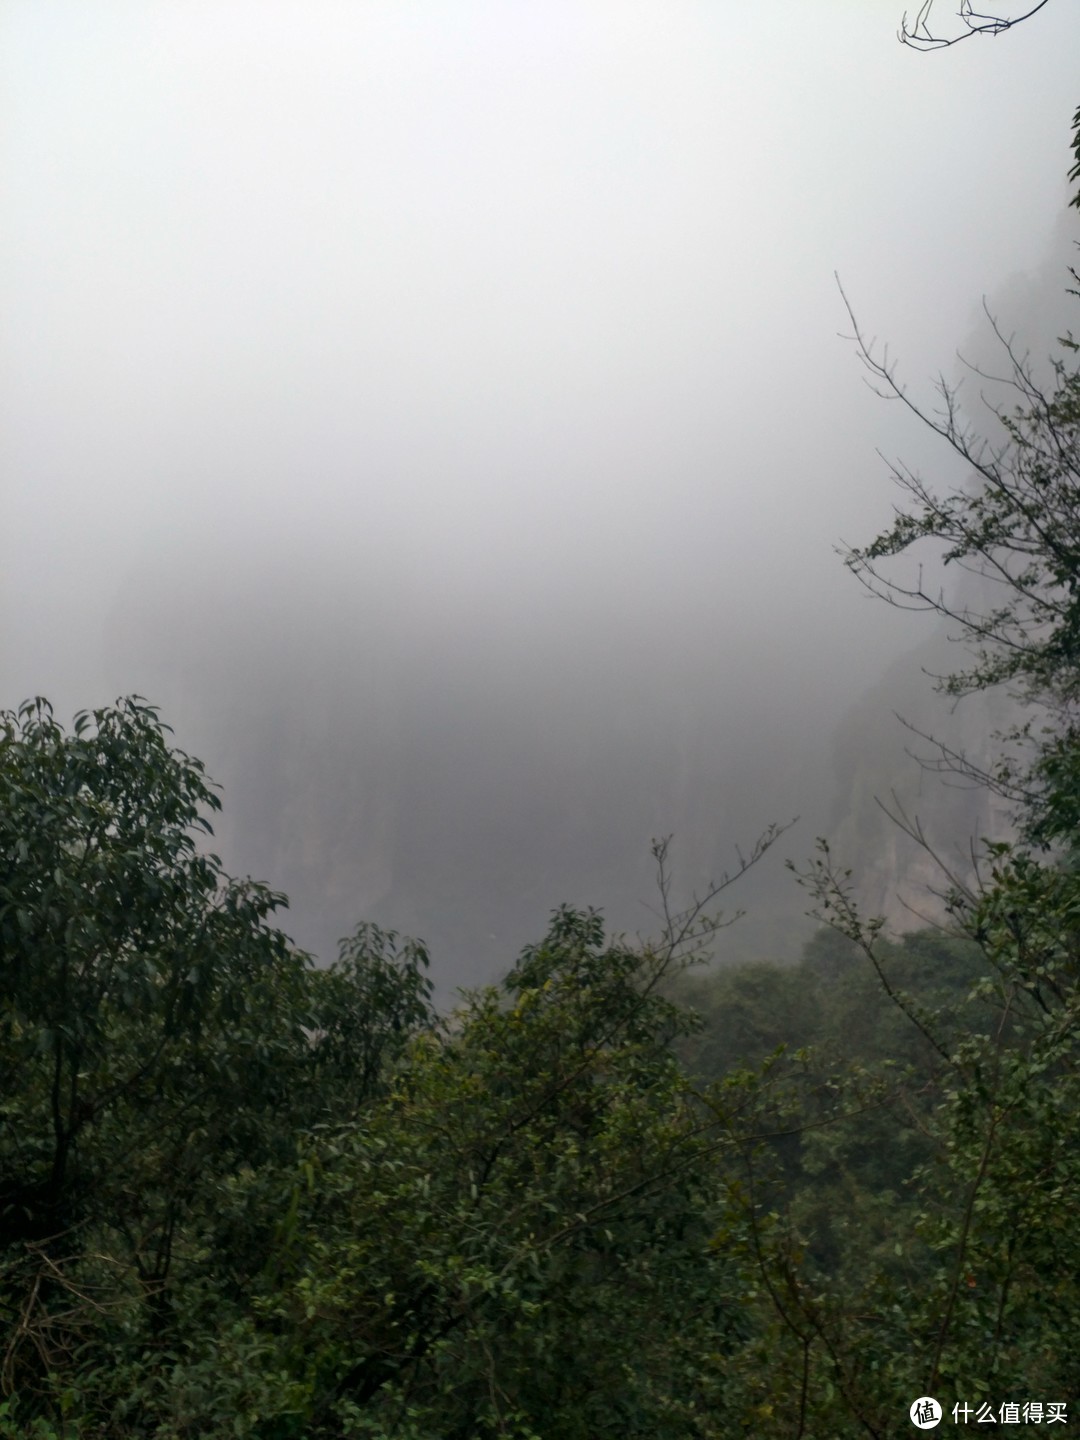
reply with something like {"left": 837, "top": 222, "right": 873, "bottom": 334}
{"left": 4, "top": 2, "right": 1079, "bottom": 988}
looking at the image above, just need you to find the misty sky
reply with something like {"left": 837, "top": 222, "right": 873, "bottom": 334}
{"left": 4, "top": 2, "right": 1080, "bottom": 979}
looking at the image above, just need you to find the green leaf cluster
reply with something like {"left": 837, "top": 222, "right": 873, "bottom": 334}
{"left": 0, "top": 702, "right": 766, "bottom": 1436}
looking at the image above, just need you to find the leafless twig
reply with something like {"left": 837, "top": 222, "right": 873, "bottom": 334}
{"left": 900, "top": 0, "right": 1053, "bottom": 49}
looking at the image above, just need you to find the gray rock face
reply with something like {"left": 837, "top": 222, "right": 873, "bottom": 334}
{"left": 828, "top": 623, "right": 1022, "bottom": 933}
{"left": 826, "top": 217, "right": 1080, "bottom": 931}
{"left": 103, "top": 547, "right": 833, "bottom": 992}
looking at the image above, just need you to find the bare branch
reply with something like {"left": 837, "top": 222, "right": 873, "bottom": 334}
{"left": 836, "top": 275, "right": 1080, "bottom": 789}
{"left": 643, "top": 821, "right": 797, "bottom": 966}
{"left": 900, "top": 0, "right": 1053, "bottom": 49}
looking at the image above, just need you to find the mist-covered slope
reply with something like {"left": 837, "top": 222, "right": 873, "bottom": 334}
{"left": 827, "top": 628, "right": 1019, "bottom": 930}
{"left": 823, "top": 212, "right": 1080, "bottom": 930}
{"left": 94, "top": 225, "right": 1080, "bottom": 989}
{"left": 103, "top": 544, "right": 837, "bottom": 992}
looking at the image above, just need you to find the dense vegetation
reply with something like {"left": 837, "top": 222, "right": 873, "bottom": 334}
{"left": 2, "top": 667, "right": 1078, "bottom": 1436}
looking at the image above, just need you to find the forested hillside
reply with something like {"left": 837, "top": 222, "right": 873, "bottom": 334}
{"left": 5, "top": 247, "right": 1080, "bottom": 1430}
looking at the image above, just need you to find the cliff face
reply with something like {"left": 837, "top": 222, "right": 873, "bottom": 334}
{"left": 97, "top": 224, "right": 1074, "bottom": 983}
{"left": 828, "top": 625, "right": 1021, "bottom": 932}
{"left": 826, "top": 214, "right": 1080, "bottom": 931}
{"left": 101, "top": 543, "right": 1028, "bottom": 980}
{"left": 103, "top": 549, "right": 841, "bottom": 989}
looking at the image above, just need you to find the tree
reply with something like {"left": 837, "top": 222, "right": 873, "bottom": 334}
{"left": 212, "top": 836, "right": 790, "bottom": 1440}
{"left": 251, "top": 907, "right": 746, "bottom": 1438}
{"left": 753, "top": 271, "right": 1080, "bottom": 1421}
{"left": 839, "top": 283, "right": 1080, "bottom": 848}
{"left": 0, "top": 696, "right": 315, "bottom": 1413}
{"left": 0, "top": 698, "right": 789, "bottom": 1436}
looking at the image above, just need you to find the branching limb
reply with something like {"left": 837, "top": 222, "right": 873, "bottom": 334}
{"left": 900, "top": 0, "right": 1053, "bottom": 49}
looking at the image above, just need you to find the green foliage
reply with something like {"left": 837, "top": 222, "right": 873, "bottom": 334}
{"left": 814, "top": 276, "right": 1080, "bottom": 1413}
{"left": 713, "top": 274, "right": 1080, "bottom": 1424}
{"left": 0, "top": 700, "right": 769, "bottom": 1436}
{"left": 766, "top": 831, "right": 1080, "bottom": 1407}
{"left": 0, "top": 700, "right": 443, "bottom": 1433}
{"left": 0, "top": 698, "right": 315, "bottom": 1411}
{"left": 251, "top": 907, "right": 750, "bottom": 1438}
{"left": 305, "top": 922, "right": 436, "bottom": 1115}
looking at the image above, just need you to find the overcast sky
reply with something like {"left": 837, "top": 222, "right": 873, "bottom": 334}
{"left": 3, "top": 1, "right": 1079, "bottom": 976}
